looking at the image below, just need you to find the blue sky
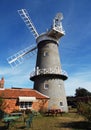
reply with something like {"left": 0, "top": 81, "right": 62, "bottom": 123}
{"left": 0, "top": 0, "right": 91, "bottom": 96}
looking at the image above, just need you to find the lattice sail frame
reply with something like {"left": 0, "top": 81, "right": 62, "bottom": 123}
{"left": 7, "top": 45, "right": 37, "bottom": 68}
{"left": 18, "top": 9, "right": 39, "bottom": 39}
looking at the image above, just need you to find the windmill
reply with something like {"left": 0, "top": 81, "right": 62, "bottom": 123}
{"left": 7, "top": 9, "right": 68, "bottom": 112}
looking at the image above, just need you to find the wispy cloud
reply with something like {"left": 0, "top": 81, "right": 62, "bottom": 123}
{"left": 65, "top": 69, "right": 91, "bottom": 96}
{"left": 0, "top": 58, "right": 36, "bottom": 88}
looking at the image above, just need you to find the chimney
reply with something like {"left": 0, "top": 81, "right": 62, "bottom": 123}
{"left": 0, "top": 77, "right": 4, "bottom": 88}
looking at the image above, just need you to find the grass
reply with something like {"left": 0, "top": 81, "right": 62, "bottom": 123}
{"left": 0, "top": 111, "right": 91, "bottom": 130}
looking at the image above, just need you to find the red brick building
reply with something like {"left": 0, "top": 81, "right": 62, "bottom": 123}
{"left": 0, "top": 88, "right": 49, "bottom": 113}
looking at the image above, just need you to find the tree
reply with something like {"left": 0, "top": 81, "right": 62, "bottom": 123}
{"left": 67, "top": 96, "right": 77, "bottom": 108}
{"left": 75, "top": 87, "right": 91, "bottom": 97}
{"left": 75, "top": 87, "right": 91, "bottom": 122}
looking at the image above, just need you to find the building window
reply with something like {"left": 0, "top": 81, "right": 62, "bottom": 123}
{"left": 60, "top": 102, "right": 63, "bottom": 106}
{"left": 43, "top": 51, "right": 49, "bottom": 57}
{"left": 44, "top": 83, "right": 49, "bottom": 89}
{"left": 19, "top": 102, "right": 32, "bottom": 109}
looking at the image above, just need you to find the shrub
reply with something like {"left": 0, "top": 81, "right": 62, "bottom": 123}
{"left": 77, "top": 101, "right": 91, "bottom": 122}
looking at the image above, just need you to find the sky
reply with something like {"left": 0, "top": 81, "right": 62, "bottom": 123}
{"left": 0, "top": 0, "right": 91, "bottom": 96}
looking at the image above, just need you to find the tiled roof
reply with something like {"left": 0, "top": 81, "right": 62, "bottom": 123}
{"left": 0, "top": 88, "right": 49, "bottom": 99}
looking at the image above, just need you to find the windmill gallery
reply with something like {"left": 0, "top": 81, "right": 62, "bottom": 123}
{"left": 0, "top": 9, "right": 68, "bottom": 113}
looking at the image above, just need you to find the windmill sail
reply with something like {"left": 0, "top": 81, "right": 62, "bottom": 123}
{"left": 18, "top": 9, "right": 39, "bottom": 39}
{"left": 7, "top": 45, "right": 37, "bottom": 68}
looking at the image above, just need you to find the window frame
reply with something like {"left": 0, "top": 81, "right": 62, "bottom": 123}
{"left": 19, "top": 102, "right": 32, "bottom": 109}
{"left": 43, "top": 51, "right": 49, "bottom": 57}
{"left": 60, "top": 102, "right": 63, "bottom": 106}
{"left": 44, "top": 83, "right": 49, "bottom": 89}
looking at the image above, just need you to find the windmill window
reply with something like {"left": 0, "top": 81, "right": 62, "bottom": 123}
{"left": 60, "top": 102, "right": 63, "bottom": 106}
{"left": 58, "top": 84, "right": 62, "bottom": 88}
{"left": 43, "top": 51, "right": 49, "bottom": 57}
{"left": 58, "top": 84, "right": 61, "bottom": 88}
{"left": 44, "top": 83, "right": 49, "bottom": 89}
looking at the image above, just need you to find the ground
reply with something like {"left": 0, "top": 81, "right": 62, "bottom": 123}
{"left": 0, "top": 110, "right": 91, "bottom": 130}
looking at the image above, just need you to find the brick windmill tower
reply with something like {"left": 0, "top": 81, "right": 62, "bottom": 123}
{"left": 7, "top": 9, "right": 68, "bottom": 112}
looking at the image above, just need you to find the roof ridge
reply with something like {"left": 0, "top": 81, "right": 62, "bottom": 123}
{"left": 34, "top": 90, "right": 50, "bottom": 99}
{"left": 0, "top": 88, "right": 50, "bottom": 99}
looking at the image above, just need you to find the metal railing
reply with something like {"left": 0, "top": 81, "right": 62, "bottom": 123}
{"left": 30, "top": 66, "right": 68, "bottom": 78}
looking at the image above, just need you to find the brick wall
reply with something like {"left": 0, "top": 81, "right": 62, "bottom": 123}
{"left": 32, "top": 99, "right": 49, "bottom": 112}
{"left": 2, "top": 98, "right": 48, "bottom": 113}
{"left": 2, "top": 99, "right": 19, "bottom": 113}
